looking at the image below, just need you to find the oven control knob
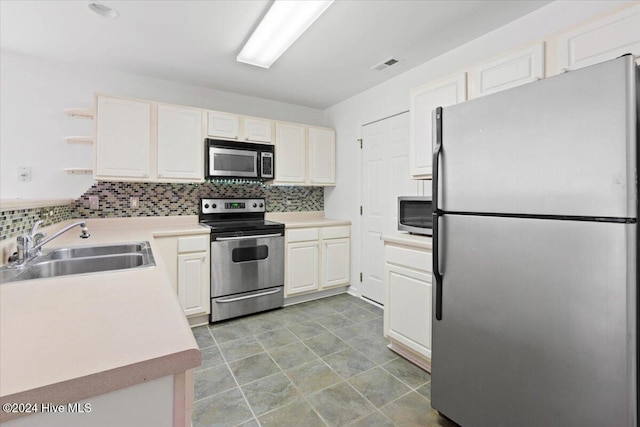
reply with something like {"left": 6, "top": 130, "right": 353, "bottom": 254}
{"left": 253, "top": 203, "right": 257, "bottom": 208}
{"left": 259, "top": 203, "right": 264, "bottom": 208}
{"left": 212, "top": 204, "right": 217, "bottom": 209}
{"left": 204, "top": 203, "right": 209, "bottom": 209}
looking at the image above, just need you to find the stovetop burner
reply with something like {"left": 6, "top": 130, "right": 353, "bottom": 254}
{"left": 200, "top": 219, "right": 284, "bottom": 234}
{"left": 199, "top": 198, "right": 284, "bottom": 237}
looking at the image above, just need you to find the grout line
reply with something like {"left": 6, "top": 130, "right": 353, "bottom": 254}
{"left": 193, "top": 295, "right": 392, "bottom": 426}
{"left": 208, "top": 325, "right": 263, "bottom": 427}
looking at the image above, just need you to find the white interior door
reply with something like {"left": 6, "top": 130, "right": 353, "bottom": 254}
{"left": 361, "top": 112, "right": 421, "bottom": 304}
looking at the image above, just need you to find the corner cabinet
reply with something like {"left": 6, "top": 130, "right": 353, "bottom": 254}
{"left": 383, "top": 236, "right": 433, "bottom": 372}
{"left": 409, "top": 73, "right": 466, "bottom": 179}
{"left": 154, "top": 234, "right": 210, "bottom": 326}
{"left": 285, "top": 225, "right": 350, "bottom": 297}
{"left": 308, "top": 127, "right": 336, "bottom": 185}
{"left": 95, "top": 95, "right": 204, "bottom": 183}
{"left": 274, "top": 123, "right": 336, "bottom": 186}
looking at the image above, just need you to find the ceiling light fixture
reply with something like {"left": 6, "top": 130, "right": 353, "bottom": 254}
{"left": 237, "top": 0, "right": 334, "bottom": 69}
{"left": 88, "top": 3, "right": 119, "bottom": 19}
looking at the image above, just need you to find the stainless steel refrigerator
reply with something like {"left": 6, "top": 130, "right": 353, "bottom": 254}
{"left": 431, "top": 55, "right": 638, "bottom": 427}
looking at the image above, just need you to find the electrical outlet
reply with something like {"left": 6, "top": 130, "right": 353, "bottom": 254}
{"left": 89, "top": 196, "right": 99, "bottom": 210}
{"left": 130, "top": 197, "right": 139, "bottom": 209}
{"left": 18, "top": 167, "right": 32, "bottom": 182}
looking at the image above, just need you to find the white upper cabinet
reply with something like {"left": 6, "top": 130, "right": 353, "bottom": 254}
{"left": 243, "top": 117, "right": 273, "bottom": 143}
{"left": 470, "top": 43, "right": 545, "bottom": 98}
{"left": 308, "top": 127, "right": 336, "bottom": 185}
{"left": 207, "top": 111, "right": 240, "bottom": 140}
{"left": 95, "top": 95, "right": 203, "bottom": 183}
{"left": 157, "top": 105, "right": 203, "bottom": 180}
{"left": 556, "top": 5, "right": 640, "bottom": 72}
{"left": 274, "top": 124, "right": 336, "bottom": 186}
{"left": 95, "top": 96, "right": 151, "bottom": 179}
{"left": 275, "top": 122, "right": 307, "bottom": 183}
{"left": 409, "top": 73, "right": 466, "bottom": 179}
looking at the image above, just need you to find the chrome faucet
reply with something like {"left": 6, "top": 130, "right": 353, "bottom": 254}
{"left": 13, "top": 220, "right": 90, "bottom": 266}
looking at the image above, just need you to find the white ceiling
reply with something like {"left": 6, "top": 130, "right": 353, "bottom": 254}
{"left": 0, "top": 0, "right": 551, "bottom": 109}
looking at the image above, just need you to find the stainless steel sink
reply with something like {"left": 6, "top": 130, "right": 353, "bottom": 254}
{"left": 0, "top": 241, "right": 155, "bottom": 284}
{"left": 48, "top": 243, "right": 144, "bottom": 260}
{"left": 15, "top": 254, "right": 146, "bottom": 280}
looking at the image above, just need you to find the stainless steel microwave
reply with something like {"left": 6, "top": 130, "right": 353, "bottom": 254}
{"left": 205, "top": 139, "right": 274, "bottom": 180}
{"left": 398, "top": 196, "right": 433, "bottom": 236}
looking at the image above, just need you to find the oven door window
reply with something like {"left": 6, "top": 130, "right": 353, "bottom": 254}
{"left": 210, "top": 147, "right": 257, "bottom": 177}
{"left": 232, "top": 245, "right": 268, "bottom": 263}
{"left": 400, "top": 200, "right": 433, "bottom": 229}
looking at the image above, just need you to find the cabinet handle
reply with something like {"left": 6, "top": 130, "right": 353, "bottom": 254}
{"left": 214, "top": 233, "right": 282, "bottom": 241}
{"left": 216, "top": 287, "right": 281, "bottom": 303}
{"left": 245, "top": 137, "right": 269, "bottom": 143}
{"left": 433, "top": 107, "right": 444, "bottom": 321}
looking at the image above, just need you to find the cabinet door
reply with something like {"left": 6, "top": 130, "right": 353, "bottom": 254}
{"left": 556, "top": 5, "right": 640, "bottom": 72}
{"left": 308, "top": 127, "right": 336, "bottom": 185}
{"left": 207, "top": 111, "right": 240, "bottom": 140}
{"left": 178, "top": 252, "right": 209, "bottom": 316}
{"left": 470, "top": 43, "right": 544, "bottom": 98}
{"left": 243, "top": 117, "right": 273, "bottom": 143}
{"left": 275, "top": 123, "right": 306, "bottom": 183}
{"left": 286, "top": 241, "right": 319, "bottom": 295}
{"left": 409, "top": 74, "right": 466, "bottom": 179}
{"left": 385, "top": 263, "right": 432, "bottom": 357}
{"left": 95, "top": 96, "right": 151, "bottom": 178}
{"left": 157, "top": 105, "right": 203, "bottom": 181}
{"left": 321, "top": 237, "right": 350, "bottom": 289}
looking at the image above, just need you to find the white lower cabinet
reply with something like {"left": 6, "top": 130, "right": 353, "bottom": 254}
{"left": 285, "top": 225, "right": 350, "bottom": 297}
{"left": 287, "top": 241, "right": 320, "bottom": 294}
{"left": 154, "top": 234, "right": 210, "bottom": 322}
{"left": 383, "top": 238, "right": 432, "bottom": 372}
{"left": 177, "top": 252, "right": 208, "bottom": 317}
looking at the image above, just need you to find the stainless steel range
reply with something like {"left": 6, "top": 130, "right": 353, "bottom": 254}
{"left": 199, "top": 198, "right": 285, "bottom": 323}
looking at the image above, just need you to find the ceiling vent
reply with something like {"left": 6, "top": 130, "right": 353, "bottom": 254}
{"left": 370, "top": 57, "right": 400, "bottom": 71}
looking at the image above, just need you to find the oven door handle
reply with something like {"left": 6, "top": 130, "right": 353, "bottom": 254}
{"left": 214, "top": 233, "right": 282, "bottom": 241}
{"left": 215, "top": 287, "right": 282, "bottom": 303}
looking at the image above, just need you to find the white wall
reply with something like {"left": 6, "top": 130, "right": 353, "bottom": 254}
{"left": 323, "top": 0, "right": 633, "bottom": 295}
{"left": 0, "top": 51, "right": 324, "bottom": 200}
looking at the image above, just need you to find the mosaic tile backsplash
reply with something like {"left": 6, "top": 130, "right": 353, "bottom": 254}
{"left": 0, "top": 204, "right": 74, "bottom": 241}
{"left": 74, "top": 181, "right": 324, "bottom": 218}
{"left": 0, "top": 181, "right": 323, "bottom": 241}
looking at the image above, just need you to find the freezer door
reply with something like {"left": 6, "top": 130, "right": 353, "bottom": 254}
{"left": 431, "top": 214, "right": 637, "bottom": 427}
{"left": 438, "top": 55, "right": 637, "bottom": 219}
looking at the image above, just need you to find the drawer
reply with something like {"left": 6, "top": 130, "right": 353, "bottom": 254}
{"left": 321, "top": 225, "right": 350, "bottom": 240}
{"left": 178, "top": 235, "right": 209, "bottom": 253}
{"left": 385, "top": 243, "right": 432, "bottom": 272}
{"left": 286, "top": 227, "right": 319, "bottom": 243}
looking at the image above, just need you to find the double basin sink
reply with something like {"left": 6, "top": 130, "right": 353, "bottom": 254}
{"left": 0, "top": 242, "right": 155, "bottom": 284}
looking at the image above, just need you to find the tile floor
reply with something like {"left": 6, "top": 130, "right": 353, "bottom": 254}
{"left": 191, "top": 293, "right": 456, "bottom": 427}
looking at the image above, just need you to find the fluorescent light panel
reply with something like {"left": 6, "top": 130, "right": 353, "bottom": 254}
{"left": 237, "top": 0, "right": 334, "bottom": 69}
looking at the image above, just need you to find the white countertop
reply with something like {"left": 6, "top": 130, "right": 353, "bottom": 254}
{"left": 0, "top": 211, "right": 351, "bottom": 422}
{"left": 382, "top": 231, "right": 433, "bottom": 249}
{"left": 267, "top": 211, "right": 351, "bottom": 228}
{"left": 0, "top": 216, "right": 207, "bottom": 422}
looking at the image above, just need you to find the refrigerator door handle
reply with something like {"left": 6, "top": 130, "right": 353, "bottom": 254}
{"left": 433, "top": 106, "right": 443, "bottom": 321}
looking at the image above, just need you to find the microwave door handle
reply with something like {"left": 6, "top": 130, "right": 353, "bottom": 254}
{"left": 433, "top": 107, "right": 444, "bottom": 321}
